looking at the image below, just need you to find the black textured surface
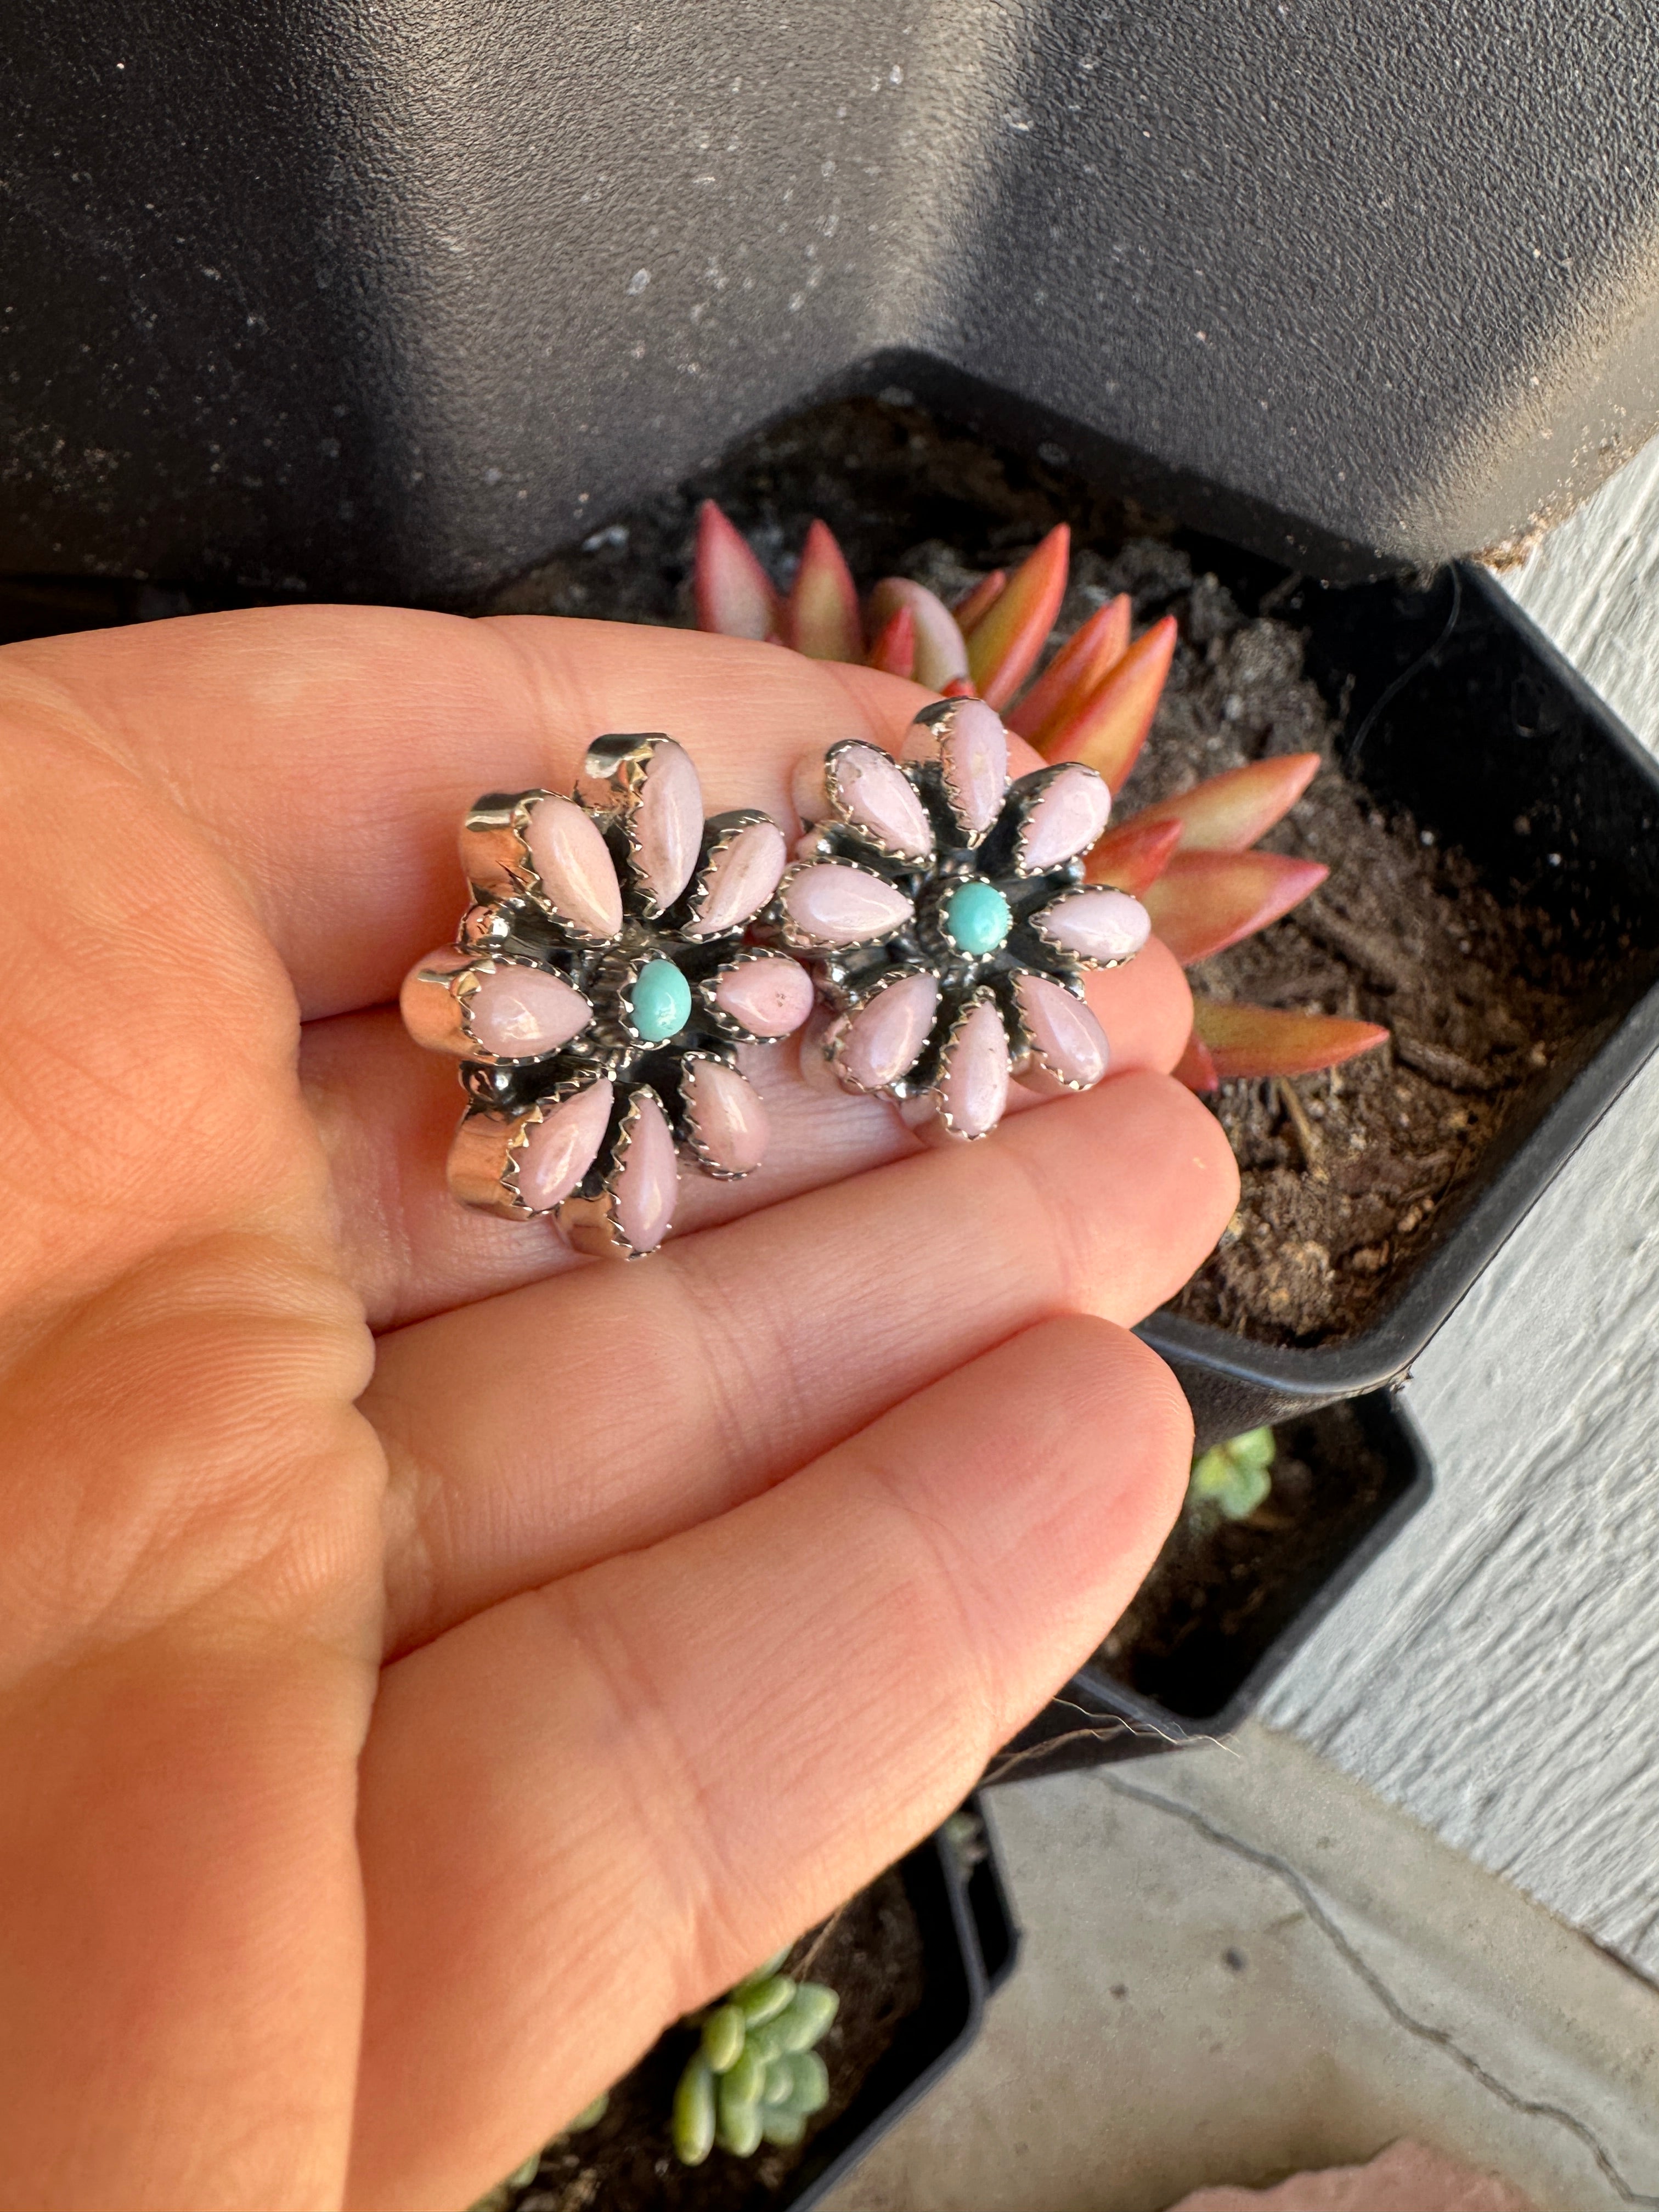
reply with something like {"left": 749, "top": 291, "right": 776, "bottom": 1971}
{"left": 7, "top": 3, "right": 1659, "bottom": 600}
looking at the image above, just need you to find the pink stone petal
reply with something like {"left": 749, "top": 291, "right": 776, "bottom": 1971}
{"left": 828, "top": 743, "right": 935, "bottom": 860}
{"left": 936, "top": 996, "right": 1011, "bottom": 1136}
{"left": 632, "top": 738, "right": 704, "bottom": 910}
{"left": 683, "top": 819, "right": 788, "bottom": 938}
{"left": 1039, "top": 886, "right": 1152, "bottom": 964}
{"left": 781, "top": 862, "right": 914, "bottom": 946}
{"left": 1014, "top": 970, "right": 1109, "bottom": 1087}
{"left": 523, "top": 795, "right": 624, "bottom": 938}
{"left": 1016, "top": 764, "right": 1113, "bottom": 873}
{"left": 684, "top": 1059, "right": 770, "bottom": 1175}
{"left": 516, "top": 1080, "right": 613, "bottom": 1211}
{"left": 940, "top": 700, "right": 1008, "bottom": 836}
{"left": 836, "top": 971, "right": 940, "bottom": 1089}
{"left": 612, "top": 1090, "right": 679, "bottom": 1252}
{"left": 713, "top": 956, "right": 816, "bottom": 1037}
{"left": 466, "top": 965, "right": 592, "bottom": 1058}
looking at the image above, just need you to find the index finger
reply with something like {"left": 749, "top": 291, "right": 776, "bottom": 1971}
{"left": 0, "top": 607, "right": 927, "bottom": 1019}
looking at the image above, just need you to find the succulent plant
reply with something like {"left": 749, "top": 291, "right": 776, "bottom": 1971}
{"left": 465, "top": 1959, "right": 837, "bottom": 2207}
{"left": 1189, "top": 1426, "right": 1276, "bottom": 1520}
{"left": 673, "top": 1955, "right": 839, "bottom": 2164}
{"left": 695, "top": 502, "right": 1389, "bottom": 1088}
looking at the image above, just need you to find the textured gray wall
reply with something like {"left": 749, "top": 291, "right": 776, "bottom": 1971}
{"left": 10, "top": 2, "right": 1659, "bottom": 596}
{"left": 1267, "top": 462, "right": 1659, "bottom": 1976}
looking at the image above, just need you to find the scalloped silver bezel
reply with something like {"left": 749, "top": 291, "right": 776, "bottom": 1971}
{"left": 899, "top": 697, "right": 999, "bottom": 848}
{"left": 459, "top": 788, "right": 625, "bottom": 948}
{"left": 404, "top": 951, "right": 596, "bottom": 1067}
{"left": 929, "top": 985, "right": 1012, "bottom": 1142}
{"left": 1030, "top": 887, "right": 1146, "bottom": 969}
{"left": 679, "top": 808, "right": 790, "bottom": 941}
{"left": 578, "top": 731, "right": 701, "bottom": 922}
{"left": 588, "top": 944, "right": 697, "bottom": 1056}
{"left": 773, "top": 856, "right": 917, "bottom": 953}
{"left": 1004, "top": 760, "right": 1111, "bottom": 879}
{"left": 445, "top": 1071, "right": 614, "bottom": 1218}
{"left": 1008, "top": 969, "right": 1104, "bottom": 1093}
{"left": 679, "top": 1051, "right": 764, "bottom": 1181}
{"left": 558, "top": 1081, "right": 672, "bottom": 1260}
{"left": 821, "top": 737, "right": 937, "bottom": 866}
{"left": 699, "top": 946, "right": 818, "bottom": 1045}
{"left": 821, "top": 961, "right": 942, "bottom": 1098}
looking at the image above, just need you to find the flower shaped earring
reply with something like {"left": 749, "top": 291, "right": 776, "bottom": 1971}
{"left": 402, "top": 734, "right": 814, "bottom": 1257}
{"left": 777, "top": 698, "right": 1150, "bottom": 1138}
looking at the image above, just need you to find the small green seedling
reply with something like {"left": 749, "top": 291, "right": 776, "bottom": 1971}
{"left": 1189, "top": 1426, "right": 1276, "bottom": 1520}
{"left": 672, "top": 1950, "right": 839, "bottom": 2164}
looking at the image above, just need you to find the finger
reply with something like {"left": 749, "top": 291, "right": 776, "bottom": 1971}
{"left": 4, "top": 609, "right": 940, "bottom": 1018}
{"left": 347, "top": 1315, "right": 1191, "bottom": 2210}
{"left": 305, "top": 935, "right": 1196, "bottom": 1329}
{"left": 370, "top": 1069, "right": 1235, "bottom": 1654}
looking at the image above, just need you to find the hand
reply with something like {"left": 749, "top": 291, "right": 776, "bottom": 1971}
{"left": 0, "top": 608, "right": 1237, "bottom": 2210}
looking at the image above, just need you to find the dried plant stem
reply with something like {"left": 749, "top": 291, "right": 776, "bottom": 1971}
{"left": 1274, "top": 1075, "right": 1321, "bottom": 1165}
{"left": 792, "top": 1904, "right": 853, "bottom": 1984}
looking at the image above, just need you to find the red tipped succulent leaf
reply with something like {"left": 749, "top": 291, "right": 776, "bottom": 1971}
{"left": 1193, "top": 998, "right": 1390, "bottom": 1081}
{"left": 1007, "top": 592, "right": 1132, "bottom": 742}
{"left": 1130, "top": 753, "right": 1322, "bottom": 854}
{"left": 940, "top": 674, "right": 978, "bottom": 699}
{"left": 966, "top": 524, "right": 1071, "bottom": 708}
{"left": 865, "top": 603, "right": 917, "bottom": 679}
{"left": 1172, "top": 1026, "right": 1220, "bottom": 1093}
{"left": 1141, "top": 850, "right": 1328, "bottom": 965}
{"left": 786, "top": 518, "right": 863, "bottom": 661}
{"left": 1041, "top": 613, "right": 1178, "bottom": 790}
{"left": 1084, "top": 815, "right": 1184, "bottom": 896}
{"left": 952, "top": 568, "right": 1007, "bottom": 635}
{"left": 695, "top": 499, "right": 781, "bottom": 641}
{"left": 865, "top": 577, "right": 970, "bottom": 689}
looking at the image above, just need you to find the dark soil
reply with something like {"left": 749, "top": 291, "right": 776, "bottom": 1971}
{"left": 499, "top": 1871, "right": 926, "bottom": 2212}
{"left": 1114, "top": 561, "right": 1590, "bottom": 1347}
{"left": 1093, "top": 1401, "right": 1398, "bottom": 1716}
{"left": 495, "top": 393, "right": 1604, "bottom": 1347}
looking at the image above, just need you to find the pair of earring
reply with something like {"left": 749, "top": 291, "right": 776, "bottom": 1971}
{"left": 400, "top": 699, "right": 1150, "bottom": 1259}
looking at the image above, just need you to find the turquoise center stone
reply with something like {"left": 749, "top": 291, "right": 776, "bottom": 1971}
{"left": 631, "top": 957, "right": 693, "bottom": 1041}
{"left": 943, "top": 878, "right": 1012, "bottom": 956}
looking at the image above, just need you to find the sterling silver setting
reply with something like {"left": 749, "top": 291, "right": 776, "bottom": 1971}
{"left": 776, "top": 699, "right": 1151, "bottom": 1142}
{"left": 402, "top": 733, "right": 810, "bottom": 1259}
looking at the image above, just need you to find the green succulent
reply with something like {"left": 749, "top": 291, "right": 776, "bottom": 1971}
{"left": 1189, "top": 1426, "right": 1276, "bottom": 1520}
{"left": 672, "top": 1952, "right": 839, "bottom": 2165}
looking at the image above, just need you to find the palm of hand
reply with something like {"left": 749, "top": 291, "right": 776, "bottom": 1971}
{"left": 0, "top": 608, "right": 1234, "bottom": 2211}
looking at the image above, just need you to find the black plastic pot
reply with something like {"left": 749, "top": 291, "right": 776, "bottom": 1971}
{"left": 995, "top": 1390, "right": 1432, "bottom": 1781}
{"left": 513, "top": 1798, "right": 1017, "bottom": 2212}
{"left": 952, "top": 1798, "right": 1021, "bottom": 2001}
{"left": 769, "top": 1806, "right": 1014, "bottom": 2211}
{"left": 1137, "top": 558, "right": 1659, "bottom": 1452}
